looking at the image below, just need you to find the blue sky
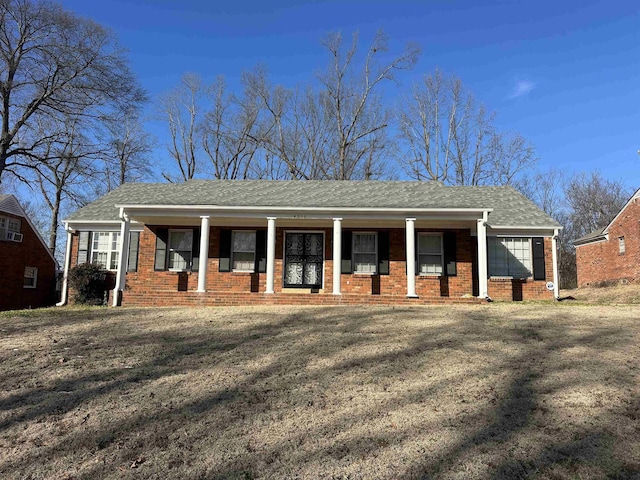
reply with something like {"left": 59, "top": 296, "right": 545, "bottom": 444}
{"left": 59, "top": 0, "right": 640, "bottom": 188}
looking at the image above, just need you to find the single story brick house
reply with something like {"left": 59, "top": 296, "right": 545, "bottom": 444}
{"left": 574, "top": 187, "right": 640, "bottom": 286}
{"left": 60, "top": 180, "right": 562, "bottom": 306}
{"left": 0, "top": 194, "right": 57, "bottom": 310}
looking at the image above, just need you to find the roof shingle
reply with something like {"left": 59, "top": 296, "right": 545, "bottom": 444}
{"left": 65, "top": 180, "right": 561, "bottom": 228}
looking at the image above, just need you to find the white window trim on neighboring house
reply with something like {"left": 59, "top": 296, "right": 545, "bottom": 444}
{"left": 619, "top": 236, "right": 626, "bottom": 255}
{"left": 232, "top": 230, "right": 257, "bottom": 272}
{"left": 24, "top": 266, "right": 38, "bottom": 288}
{"left": 417, "top": 232, "right": 444, "bottom": 276}
{"left": 168, "top": 229, "right": 193, "bottom": 271}
{"left": 488, "top": 236, "right": 532, "bottom": 278}
{"left": 91, "top": 232, "right": 121, "bottom": 271}
{"left": 353, "top": 232, "right": 377, "bottom": 274}
{"left": 0, "top": 215, "right": 21, "bottom": 240}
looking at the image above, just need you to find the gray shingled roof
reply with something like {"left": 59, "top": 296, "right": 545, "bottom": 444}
{"left": 65, "top": 180, "right": 561, "bottom": 228}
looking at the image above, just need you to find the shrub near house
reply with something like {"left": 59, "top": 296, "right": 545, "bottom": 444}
{"left": 0, "top": 195, "right": 57, "bottom": 311}
{"left": 61, "top": 180, "right": 562, "bottom": 306}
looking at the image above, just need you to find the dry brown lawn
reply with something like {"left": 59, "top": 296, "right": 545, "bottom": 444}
{"left": 562, "top": 283, "right": 640, "bottom": 305}
{"left": 0, "top": 303, "right": 639, "bottom": 479}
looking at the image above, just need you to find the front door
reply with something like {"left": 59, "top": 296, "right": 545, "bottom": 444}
{"left": 284, "top": 232, "right": 323, "bottom": 288}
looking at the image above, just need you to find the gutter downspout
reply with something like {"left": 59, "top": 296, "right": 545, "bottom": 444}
{"left": 56, "top": 225, "right": 74, "bottom": 306}
{"left": 552, "top": 228, "right": 560, "bottom": 300}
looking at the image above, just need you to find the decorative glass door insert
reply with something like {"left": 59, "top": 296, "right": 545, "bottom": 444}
{"left": 284, "top": 232, "right": 323, "bottom": 288}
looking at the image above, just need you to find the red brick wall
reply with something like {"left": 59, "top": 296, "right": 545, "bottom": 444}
{"left": 576, "top": 196, "right": 640, "bottom": 286}
{"left": 487, "top": 237, "right": 555, "bottom": 301}
{"left": 0, "top": 212, "right": 57, "bottom": 311}
{"left": 68, "top": 226, "right": 555, "bottom": 306}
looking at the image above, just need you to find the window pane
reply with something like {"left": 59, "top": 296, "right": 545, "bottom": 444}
{"left": 354, "top": 253, "right": 377, "bottom": 273}
{"left": 419, "top": 254, "right": 443, "bottom": 274}
{"left": 110, "top": 252, "right": 120, "bottom": 271}
{"left": 233, "top": 231, "right": 256, "bottom": 252}
{"left": 354, "top": 234, "right": 376, "bottom": 253}
{"left": 233, "top": 252, "right": 254, "bottom": 271}
{"left": 24, "top": 267, "right": 37, "bottom": 288}
{"left": 170, "top": 230, "right": 193, "bottom": 251}
{"left": 169, "top": 251, "right": 191, "bottom": 270}
{"left": 111, "top": 232, "right": 121, "bottom": 251}
{"left": 418, "top": 235, "right": 441, "bottom": 254}
{"left": 488, "top": 237, "right": 531, "bottom": 277}
{"left": 92, "top": 251, "right": 108, "bottom": 269}
{"left": 8, "top": 219, "right": 20, "bottom": 232}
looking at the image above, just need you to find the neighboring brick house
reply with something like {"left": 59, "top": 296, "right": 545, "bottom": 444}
{"left": 60, "top": 181, "right": 562, "bottom": 306}
{"left": 574, "top": 187, "right": 640, "bottom": 286}
{"left": 0, "top": 194, "right": 57, "bottom": 310}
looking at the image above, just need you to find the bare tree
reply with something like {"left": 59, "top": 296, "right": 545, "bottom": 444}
{"left": 245, "top": 31, "right": 419, "bottom": 180}
{"left": 160, "top": 73, "right": 201, "bottom": 181}
{"left": 517, "top": 168, "right": 565, "bottom": 219}
{"left": 318, "top": 30, "right": 420, "bottom": 180}
{"left": 399, "top": 70, "right": 536, "bottom": 186}
{"left": 200, "top": 75, "right": 261, "bottom": 179}
{"left": 0, "top": 0, "right": 145, "bottom": 183}
{"left": 29, "top": 115, "right": 97, "bottom": 255}
{"left": 243, "top": 66, "right": 309, "bottom": 179}
{"left": 564, "top": 172, "right": 630, "bottom": 240}
{"left": 99, "top": 106, "right": 154, "bottom": 191}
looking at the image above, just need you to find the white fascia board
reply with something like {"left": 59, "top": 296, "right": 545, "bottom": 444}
{"left": 116, "top": 205, "right": 492, "bottom": 220}
{"left": 482, "top": 226, "right": 558, "bottom": 237}
{"left": 488, "top": 225, "right": 563, "bottom": 230}
{"left": 65, "top": 220, "right": 144, "bottom": 232}
{"left": 115, "top": 204, "right": 493, "bottom": 217}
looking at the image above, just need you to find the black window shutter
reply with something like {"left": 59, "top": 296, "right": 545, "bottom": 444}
{"left": 443, "top": 232, "right": 457, "bottom": 276}
{"left": 154, "top": 228, "right": 168, "bottom": 271}
{"left": 77, "top": 231, "right": 90, "bottom": 264}
{"left": 219, "top": 229, "right": 232, "bottom": 272}
{"left": 341, "top": 231, "right": 352, "bottom": 274}
{"left": 532, "top": 237, "right": 546, "bottom": 281}
{"left": 191, "top": 228, "right": 201, "bottom": 271}
{"left": 127, "top": 232, "right": 140, "bottom": 272}
{"left": 378, "top": 231, "right": 390, "bottom": 275}
{"left": 255, "top": 230, "right": 267, "bottom": 273}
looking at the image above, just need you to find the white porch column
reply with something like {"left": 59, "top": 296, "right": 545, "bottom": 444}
{"left": 197, "top": 216, "right": 210, "bottom": 292}
{"left": 56, "top": 228, "right": 73, "bottom": 306}
{"left": 476, "top": 214, "right": 488, "bottom": 299}
{"left": 552, "top": 228, "right": 560, "bottom": 299}
{"left": 112, "top": 211, "right": 131, "bottom": 306}
{"left": 266, "top": 217, "right": 276, "bottom": 294}
{"left": 405, "top": 218, "right": 418, "bottom": 298}
{"left": 333, "top": 218, "right": 342, "bottom": 295}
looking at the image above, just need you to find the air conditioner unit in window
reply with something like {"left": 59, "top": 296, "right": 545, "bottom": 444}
{"left": 7, "top": 231, "right": 23, "bottom": 242}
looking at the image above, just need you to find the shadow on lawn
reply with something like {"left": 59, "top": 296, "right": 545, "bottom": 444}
{"left": 0, "top": 306, "right": 637, "bottom": 479}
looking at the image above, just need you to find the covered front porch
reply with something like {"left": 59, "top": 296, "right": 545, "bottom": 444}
{"left": 108, "top": 204, "right": 494, "bottom": 306}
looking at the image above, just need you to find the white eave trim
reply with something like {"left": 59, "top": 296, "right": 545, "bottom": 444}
{"left": 115, "top": 203, "right": 493, "bottom": 215}
{"left": 488, "top": 225, "right": 563, "bottom": 230}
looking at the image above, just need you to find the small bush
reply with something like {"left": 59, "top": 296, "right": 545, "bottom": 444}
{"left": 68, "top": 263, "right": 108, "bottom": 305}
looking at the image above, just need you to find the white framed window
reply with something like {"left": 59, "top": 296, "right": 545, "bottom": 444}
{"left": 619, "top": 236, "right": 625, "bottom": 254}
{"left": 418, "top": 233, "right": 443, "bottom": 275}
{"left": 488, "top": 237, "right": 532, "bottom": 278}
{"left": 0, "top": 216, "right": 20, "bottom": 240}
{"left": 24, "top": 266, "right": 38, "bottom": 288}
{"left": 168, "top": 229, "right": 193, "bottom": 270}
{"left": 353, "top": 232, "right": 377, "bottom": 274}
{"left": 91, "top": 232, "right": 121, "bottom": 270}
{"left": 232, "top": 230, "right": 256, "bottom": 271}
